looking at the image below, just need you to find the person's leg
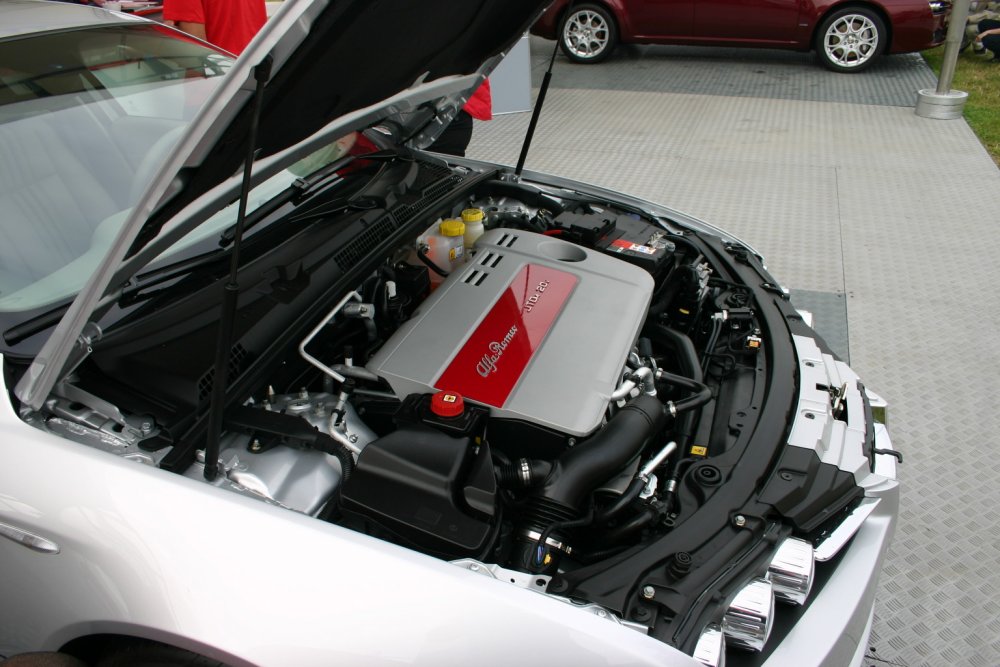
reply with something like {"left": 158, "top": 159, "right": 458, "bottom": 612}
{"left": 977, "top": 19, "right": 1000, "bottom": 58}
{"left": 983, "top": 33, "right": 1000, "bottom": 58}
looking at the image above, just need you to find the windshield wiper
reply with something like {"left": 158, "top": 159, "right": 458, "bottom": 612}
{"left": 217, "top": 149, "right": 395, "bottom": 247}
{"left": 216, "top": 181, "right": 303, "bottom": 248}
{"left": 118, "top": 251, "right": 225, "bottom": 305}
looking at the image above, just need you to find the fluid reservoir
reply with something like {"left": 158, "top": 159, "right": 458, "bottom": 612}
{"left": 422, "top": 218, "right": 465, "bottom": 286}
{"left": 461, "top": 208, "right": 486, "bottom": 253}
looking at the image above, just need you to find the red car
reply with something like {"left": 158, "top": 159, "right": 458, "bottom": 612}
{"left": 531, "top": 0, "right": 949, "bottom": 71}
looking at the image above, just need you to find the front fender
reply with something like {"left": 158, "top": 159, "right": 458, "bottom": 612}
{"left": 0, "top": 361, "right": 698, "bottom": 666}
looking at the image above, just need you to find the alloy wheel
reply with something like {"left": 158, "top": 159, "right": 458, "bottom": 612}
{"left": 821, "top": 14, "right": 880, "bottom": 69}
{"left": 562, "top": 9, "right": 611, "bottom": 60}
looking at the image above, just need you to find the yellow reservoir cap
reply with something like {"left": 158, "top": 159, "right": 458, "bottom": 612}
{"left": 461, "top": 208, "right": 485, "bottom": 223}
{"left": 440, "top": 219, "right": 466, "bottom": 236}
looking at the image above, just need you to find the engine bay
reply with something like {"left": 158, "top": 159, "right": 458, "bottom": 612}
{"left": 14, "top": 158, "right": 865, "bottom": 657}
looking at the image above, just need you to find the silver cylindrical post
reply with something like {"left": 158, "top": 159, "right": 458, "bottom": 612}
{"left": 916, "top": 0, "right": 972, "bottom": 118}
{"left": 937, "top": 0, "right": 973, "bottom": 94}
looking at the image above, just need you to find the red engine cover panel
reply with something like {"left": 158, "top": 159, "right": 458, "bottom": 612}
{"left": 434, "top": 264, "right": 578, "bottom": 407}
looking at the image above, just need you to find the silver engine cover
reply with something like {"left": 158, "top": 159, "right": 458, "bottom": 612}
{"left": 367, "top": 229, "right": 654, "bottom": 436}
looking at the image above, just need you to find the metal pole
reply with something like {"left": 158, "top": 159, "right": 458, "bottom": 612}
{"left": 937, "top": 0, "right": 973, "bottom": 93}
{"left": 915, "top": 0, "right": 972, "bottom": 118}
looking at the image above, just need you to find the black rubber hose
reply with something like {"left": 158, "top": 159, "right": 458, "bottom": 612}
{"left": 599, "top": 506, "right": 658, "bottom": 543}
{"left": 533, "top": 503, "right": 596, "bottom": 569}
{"left": 645, "top": 324, "right": 703, "bottom": 383}
{"left": 416, "top": 246, "right": 448, "bottom": 277}
{"left": 312, "top": 433, "right": 355, "bottom": 482}
{"left": 536, "top": 394, "right": 666, "bottom": 511}
{"left": 596, "top": 477, "right": 646, "bottom": 522}
{"left": 495, "top": 459, "right": 553, "bottom": 489}
{"left": 642, "top": 325, "right": 709, "bottom": 449}
{"left": 225, "top": 406, "right": 355, "bottom": 481}
{"left": 659, "top": 370, "right": 712, "bottom": 414}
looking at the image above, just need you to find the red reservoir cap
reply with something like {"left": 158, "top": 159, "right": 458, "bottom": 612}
{"left": 431, "top": 391, "right": 465, "bottom": 418}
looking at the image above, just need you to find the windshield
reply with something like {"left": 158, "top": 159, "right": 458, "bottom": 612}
{"left": 0, "top": 23, "right": 232, "bottom": 314}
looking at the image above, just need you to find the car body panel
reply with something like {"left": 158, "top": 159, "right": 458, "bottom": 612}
{"left": 0, "top": 0, "right": 117, "bottom": 39}
{"left": 692, "top": 0, "right": 805, "bottom": 45}
{"left": 626, "top": 0, "right": 696, "bottom": 39}
{"left": 0, "top": 358, "right": 701, "bottom": 667}
{"left": 533, "top": 0, "right": 945, "bottom": 54}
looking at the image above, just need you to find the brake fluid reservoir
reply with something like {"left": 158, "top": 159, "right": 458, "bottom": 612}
{"left": 461, "top": 208, "right": 485, "bottom": 253}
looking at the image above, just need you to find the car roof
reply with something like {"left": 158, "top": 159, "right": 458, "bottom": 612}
{"left": 0, "top": 0, "right": 132, "bottom": 41}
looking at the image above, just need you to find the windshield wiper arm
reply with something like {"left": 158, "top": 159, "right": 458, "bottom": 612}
{"left": 217, "top": 179, "right": 303, "bottom": 248}
{"left": 216, "top": 149, "right": 394, "bottom": 247}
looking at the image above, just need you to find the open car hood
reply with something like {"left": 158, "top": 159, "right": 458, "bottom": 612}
{"left": 15, "top": 0, "right": 550, "bottom": 410}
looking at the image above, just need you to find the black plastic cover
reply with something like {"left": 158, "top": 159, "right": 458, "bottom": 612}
{"left": 341, "top": 424, "right": 495, "bottom": 557}
{"left": 487, "top": 417, "right": 570, "bottom": 460}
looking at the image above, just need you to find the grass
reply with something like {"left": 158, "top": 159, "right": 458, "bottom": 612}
{"left": 922, "top": 46, "right": 1000, "bottom": 166}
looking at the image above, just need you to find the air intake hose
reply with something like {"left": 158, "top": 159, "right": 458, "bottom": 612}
{"left": 645, "top": 324, "right": 703, "bottom": 448}
{"left": 512, "top": 394, "right": 666, "bottom": 573}
{"left": 538, "top": 394, "right": 667, "bottom": 511}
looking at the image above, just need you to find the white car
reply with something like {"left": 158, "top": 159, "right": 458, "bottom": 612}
{"left": 0, "top": 1, "right": 898, "bottom": 666}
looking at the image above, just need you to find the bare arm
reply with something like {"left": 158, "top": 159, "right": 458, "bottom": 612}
{"left": 176, "top": 21, "right": 208, "bottom": 41}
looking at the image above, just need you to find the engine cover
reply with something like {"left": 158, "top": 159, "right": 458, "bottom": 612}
{"left": 367, "top": 229, "right": 654, "bottom": 436}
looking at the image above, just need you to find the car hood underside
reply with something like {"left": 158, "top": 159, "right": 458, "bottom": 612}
{"left": 14, "top": 0, "right": 550, "bottom": 410}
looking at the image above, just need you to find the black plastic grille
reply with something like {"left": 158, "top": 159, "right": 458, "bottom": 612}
{"left": 334, "top": 214, "right": 396, "bottom": 271}
{"left": 197, "top": 343, "right": 249, "bottom": 402}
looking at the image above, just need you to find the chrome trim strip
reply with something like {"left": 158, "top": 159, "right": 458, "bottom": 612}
{"left": 0, "top": 520, "right": 60, "bottom": 554}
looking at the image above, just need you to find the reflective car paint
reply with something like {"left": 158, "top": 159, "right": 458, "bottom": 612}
{"left": 533, "top": 0, "right": 945, "bottom": 55}
{"left": 0, "top": 364, "right": 701, "bottom": 666}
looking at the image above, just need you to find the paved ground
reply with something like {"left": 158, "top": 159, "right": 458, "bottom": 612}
{"left": 470, "top": 39, "right": 1000, "bottom": 667}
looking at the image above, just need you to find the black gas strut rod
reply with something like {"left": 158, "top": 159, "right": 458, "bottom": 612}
{"left": 514, "top": 3, "right": 572, "bottom": 178}
{"left": 204, "top": 56, "right": 273, "bottom": 481}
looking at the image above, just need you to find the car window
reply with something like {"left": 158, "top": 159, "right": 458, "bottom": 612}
{"left": 0, "top": 24, "right": 232, "bottom": 314}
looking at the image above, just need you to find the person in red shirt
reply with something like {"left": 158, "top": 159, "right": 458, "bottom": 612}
{"left": 163, "top": 0, "right": 266, "bottom": 56}
{"left": 428, "top": 80, "right": 492, "bottom": 158}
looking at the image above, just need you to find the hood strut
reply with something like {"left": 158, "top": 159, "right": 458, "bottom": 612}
{"left": 514, "top": 11, "right": 566, "bottom": 177}
{"left": 204, "top": 56, "right": 273, "bottom": 481}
